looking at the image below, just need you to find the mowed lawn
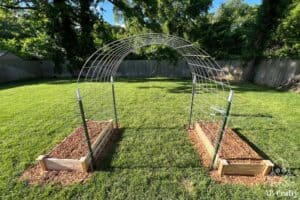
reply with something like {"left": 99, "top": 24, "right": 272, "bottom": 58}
{"left": 0, "top": 78, "right": 299, "bottom": 199}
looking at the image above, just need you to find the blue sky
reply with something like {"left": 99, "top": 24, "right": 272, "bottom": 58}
{"left": 98, "top": 0, "right": 261, "bottom": 25}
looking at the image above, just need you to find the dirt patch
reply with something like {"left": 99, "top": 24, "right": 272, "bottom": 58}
{"left": 49, "top": 121, "right": 110, "bottom": 159}
{"left": 20, "top": 123, "right": 121, "bottom": 186}
{"left": 187, "top": 127, "right": 282, "bottom": 185}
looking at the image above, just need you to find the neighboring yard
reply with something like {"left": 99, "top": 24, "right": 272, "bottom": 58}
{"left": 0, "top": 78, "right": 299, "bottom": 199}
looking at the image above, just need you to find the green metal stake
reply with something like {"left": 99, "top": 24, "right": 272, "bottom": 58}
{"left": 188, "top": 74, "right": 196, "bottom": 128}
{"left": 76, "top": 89, "right": 95, "bottom": 171}
{"left": 210, "top": 90, "right": 234, "bottom": 170}
{"left": 111, "top": 76, "right": 119, "bottom": 128}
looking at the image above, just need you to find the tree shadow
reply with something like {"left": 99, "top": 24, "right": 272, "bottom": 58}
{"left": 137, "top": 86, "right": 166, "bottom": 90}
{"left": 231, "top": 113, "right": 273, "bottom": 118}
{"left": 167, "top": 82, "right": 192, "bottom": 93}
{"left": 0, "top": 78, "right": 75, "bottom": 90}
{"left": 1, "top": 78, "right": 283, "bottom": 95}
{"left": 230, "top": 83, "right": 284, "bottom": 93}
{"left": 116, "top": 77, "right": 191, "bottom": 83}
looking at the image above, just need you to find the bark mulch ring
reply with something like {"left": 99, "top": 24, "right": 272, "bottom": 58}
{"left": 187, "top": 122, "right": 282, "bottom": 186}
{"left": 20, "top": 121, "right": 122, "bottom": 186}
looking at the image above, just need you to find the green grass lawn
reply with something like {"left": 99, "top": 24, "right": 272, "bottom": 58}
{"left": 0, "top": 78, "right": 299, "bottom": 199}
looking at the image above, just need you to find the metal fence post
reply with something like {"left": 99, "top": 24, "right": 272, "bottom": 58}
{"left": 76, "top": 89, "right": 95, "bottom": 171}
{"left": 188, "top": 74, "right": 196, "bottom": 128}
{"left": 210, "top": 90, "right": 234, "bottom": 170}
{"left": 111, "top": 76, "right": 119, "bottom": 128}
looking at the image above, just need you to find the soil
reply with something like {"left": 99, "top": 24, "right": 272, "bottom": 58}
{"left": 48, "top": 121, "right": 110, "bottom": 159}
{"left": 187, "top": 125, "right": 282, "bottom": 185}
{"left": 198, "top": 122, "right": 262, "bottom": 162}
{"left": 20, "top": 122, "right": 121, "bottom": 186}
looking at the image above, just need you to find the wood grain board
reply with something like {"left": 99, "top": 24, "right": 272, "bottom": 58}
{"left": 37, "top": 120, "right": 113, "bottom": 172}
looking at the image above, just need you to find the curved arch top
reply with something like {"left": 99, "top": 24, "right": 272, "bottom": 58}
{"left": 76, "top": 33, "right": 232, "bottom": 126}
{"left": 77, "top": 33, "right": 229, "bottom": 88}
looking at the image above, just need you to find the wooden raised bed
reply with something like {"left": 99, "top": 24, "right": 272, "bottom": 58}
{"left": 195, "top": 122, "right": 273, "bottom": 176}
{"left": 37, "top": 119, "right": 113, "bottom": 172}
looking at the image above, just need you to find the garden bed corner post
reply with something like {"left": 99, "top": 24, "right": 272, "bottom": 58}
{"left": 210, "top": 90, "right": 234, "bottom": 170}
{"left": 76, "top": 88, "right": 95, "bottom": 171}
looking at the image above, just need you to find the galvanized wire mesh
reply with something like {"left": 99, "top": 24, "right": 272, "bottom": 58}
{"left": 76, "top": 33, "right": 232, "bottom": 141}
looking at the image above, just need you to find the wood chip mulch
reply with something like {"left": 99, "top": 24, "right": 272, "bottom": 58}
{"left": 48, "top": 121, "right": 110, "bottom": 159}
{"left": 198, "top": 122, "right": 262, "bottom": 162}
{"left": 20, "top": 122, "right": 120, "bottom": 186}
{"left": 187, "top": 126, "right": 282, "bottom": 186}
{"left": 20, "top": 165, "right": 90, "bottom": 186}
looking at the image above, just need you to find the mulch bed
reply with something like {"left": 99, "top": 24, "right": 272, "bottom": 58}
{"left": 198, "top": 122, "right": 262, "bottom": 164}
{"left": 187, "top": 122, "right": 282, "bottom": 185}
{"left": 20, "top": 122, "right": 121, "bottom": 186}
{"left": 49, "top": 121, "right": 110, "bottom": 159}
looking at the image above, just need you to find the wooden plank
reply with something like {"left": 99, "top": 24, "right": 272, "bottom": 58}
{"left": 218, "top": 159, "right": 228, "bottom": 176}
{"left": 80, "top": 156, "right": 88, "bottom": 172}
{"left": 36, "top": 155, "right": 48, "bottom": 171}
{"left": 84, "top": 120, "right": 113, "bottom": 168}
{"left": 44, "top": 158, "right": 82, "bottom": 171}
{"left": 194, "top": 123, "right": 219, "bottom": 167}
{"left": 262, "top": 160, "right": 274, "bottom": 175}
{"left": 91, "top": 120, "right": 113, "bottom": 149}
{"left": 194, "top": 122, "right": 274, "bottom": 176}
{"left": 221, "top": 162, "right": 265, "bottom": 176}
{"left": 93, "top": 129, "right": 112, "bottom": 156}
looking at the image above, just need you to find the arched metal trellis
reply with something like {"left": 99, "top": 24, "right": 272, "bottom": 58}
{"left": 75, "top": 33, "right": 233, "bottom": 168}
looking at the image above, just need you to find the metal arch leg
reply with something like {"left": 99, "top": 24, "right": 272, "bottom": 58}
{"left": 209, "top": 90, "right": 234, "bottom": 170}
{"left": 111, "top": 76, "right": 119, "bottom": 128}
{"left": 76, "top": 89, "right": 95, "bottom": 171}
{"left": 188, "top": 74, "right": 196, "bottom": 128}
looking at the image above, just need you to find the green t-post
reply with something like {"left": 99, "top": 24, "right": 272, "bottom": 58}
{"left": 210, "top": 90, "right": 234, "bottom": 170}
{"left": 76, "top": 89, "right": 95, "bottom": 171}
{"left": 188, "top": 74, "right": 196, "bottom": 128}
{"left": 111, "top": 76, "right": 119, "bottom": 128}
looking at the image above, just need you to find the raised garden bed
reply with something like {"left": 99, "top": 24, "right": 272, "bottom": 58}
{"left": 194, "top": 122, "right": 273, "bottom": 176}
{"left": 37, "top": 119, "right": 113, "bottom": 172}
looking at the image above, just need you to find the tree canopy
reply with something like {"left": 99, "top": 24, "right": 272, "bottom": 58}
{"left": 0, "top": 0, "right": 299, "bottom": 72}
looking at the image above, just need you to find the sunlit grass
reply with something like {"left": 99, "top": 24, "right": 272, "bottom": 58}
{"left": 0, "top": 78, "right": 299, "bottom": 199}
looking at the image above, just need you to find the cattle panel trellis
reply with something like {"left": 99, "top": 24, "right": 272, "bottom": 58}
{"left": 76, "top": 33, "right": 232, "bottom": 169}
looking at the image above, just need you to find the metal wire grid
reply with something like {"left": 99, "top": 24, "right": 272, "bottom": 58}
{"left": 76, "top": 33, "right": 232, "bottom": 146}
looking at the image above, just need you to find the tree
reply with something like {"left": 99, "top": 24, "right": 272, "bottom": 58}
{"left": 108, "top": 0, "right": 212, "bottom": 60}
{"left": 263, "top": 0, "right": 300, "bottom": 58}
{"left": 203, "top": 0, "right": 258, "bottom": 59}
{"left": 0, "top": 0, "right": 99, "bottom": 73}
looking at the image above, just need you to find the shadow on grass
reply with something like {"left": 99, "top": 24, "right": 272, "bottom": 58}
{"left": 131, "top": 79, "right": 281, "bottom": 94}
{"left": 1, "top": 77, "right": 282, "bottom": 95}
{"left": 94, "top": 127, "right": 125, "bottom": 171}
{"left": 230, "top": 83, "right": 284, "bottom": 94}
{"left": 231, "top": 113, "right": 273, "bottom": 118}
{"left": 0, "top": 78, "right": 76, "bottom": 90}
{"left": 116, "top": 77, "right": 191, "bottom": 83}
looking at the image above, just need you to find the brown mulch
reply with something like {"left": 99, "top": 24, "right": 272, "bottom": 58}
{"left": 20, "top": 165, "right": 91, "bottom": 186}
{"left": 49, "top": 121, "right": 110, "bottom": 159}
{"left": 198, "top": 122, "right": 262, "bottom": 163}
{"left": 20, "top": 122, "right": 121, "bottom": 186}
{"left": 187, "top": 125, "right": 282, "bottom": 186}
